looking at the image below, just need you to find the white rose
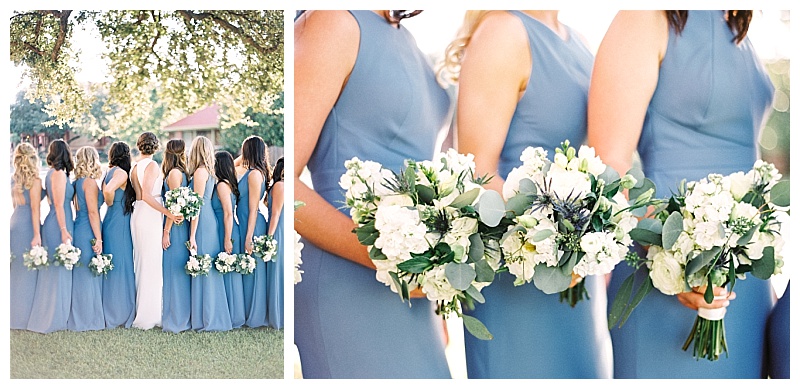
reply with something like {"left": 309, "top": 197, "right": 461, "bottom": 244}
{"left": 378, "top": 194, "right": 414, "bottom": 208}
{"left": 727, "top": 171, "right": 752, "bottom": 201}
{"left": 647, "top": 246, "right": 687, "bottom": 295}
{"left": 546, "top": 169, "right": 591, "bottom": 200}
{"left": 580, "top": 232, "right": 604, "bottom": 255}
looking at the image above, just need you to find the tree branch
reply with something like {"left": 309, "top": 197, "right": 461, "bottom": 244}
{"left": 176, "top": 10, "right": 277, "bottom": 57}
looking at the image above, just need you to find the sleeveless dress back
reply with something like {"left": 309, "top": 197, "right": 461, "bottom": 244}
{"left": 608, "top": 10, "right": 775, "bottom": 378}
{"left": 27, "top": 168, "right": 74, "bottom": 333}
{"left": 10, "top": 182, "right": 40, "bottom": 329}
{"left": 130, "top": 158, "right": 164, "bottom": 330}
{"left": 767, "top": 281, "right": 790, "bottom": 378}
{"left": 190, "top": 173, "right": 232, "bottom": 331}
{"left": 294, "top": 10, "right": 452, "bottom": 378}
{"left": 161, "top": 171, "right": 192, "bottom": 333}
{"left": 67, "top": 177, "right": 105, "bottom": 331}
{"left": 101, "top": 166, "right": 136, "bottom": 328}
{"left": 266, "top": 185, "right": 284, "bottom": 329}
{"left": 212, "top": 182, "right": 246, "bottom": 328}
{"left": 237, "top": 168, "right": 268, "bottom": 327}
{"left": 463, "top": 11, "right": 610, "bottom": 379}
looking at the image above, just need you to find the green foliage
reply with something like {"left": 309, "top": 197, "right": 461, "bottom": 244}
{"left": 9, "top": 90, "right": 70, "bottom": 142}
{"left": 219, "top": 92, "right": 284, "bottom": 155}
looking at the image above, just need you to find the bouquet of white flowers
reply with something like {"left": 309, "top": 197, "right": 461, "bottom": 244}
{"left": 215, "top": 252, "right": 238, "bottom": 274}
{"left": 341, "top": 149, "right": 506, "bottom": 340}
{"left": 23, "top": 245, "right": 49, "bottom": 270}
{"left": 235, "top": 253, "right": 257, "bottom": 275}
{"left": 53, "top": 242, "right": 81, "bottom": 270}
{"left": 184, "top": 241, "right": 212, "bottom": 277}
{"left": 164, "top": 187, "right": 203, "bottom": 224}
{"left": 89, "top": 253, "right": 114, "bottom": 277}
{"left": 500, "top": 141, "right": 652, "bottom": 306}
{"left": 609, "top": 160, "right": 790, "bottom": 361}
{"left": 294, "top": 200, "right": 305, "bottom": 285}
{"left": 253, "top": 235, "right": 278, "bottom": 262}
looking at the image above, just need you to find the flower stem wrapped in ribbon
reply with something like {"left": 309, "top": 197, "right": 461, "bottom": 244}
{"left": 341, "top": 149, "right": 505, "bottom": 340}
{"left": 609, "top": 160, "right": 790, "bottom": 361}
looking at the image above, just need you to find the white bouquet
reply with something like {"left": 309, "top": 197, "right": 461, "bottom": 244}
{"left": 500, "top": 141, "right": 651, "bottom": 306}
{"left": 253, "top": 235, "right": 278, "bottom": 262}
{"left": 88, "top": 253, "right": 114, "bottom": 277}
{"left": 342, "top": 149, "right": 505, "bottom": 340}
{"left": 294, "top": 231, "right": 304, "bottom": 284}
{"left": 164, "top": 186, "right": 203, "bottom": 224}
{"left": 53, "top": 242, "right": 81, "bottom": 270}
{"left": 235, "top": 253, "right": 257, "bottom": 275}
{"left": 610, "top": 160, "right": 790, "bottom": 361}
{"left": 23, "top": 245, "right": 49, "bottom": 270}
{"left": 214, "top": 252, "right": 238, "bottom": 274}
{"left": 184, "top": 241, "right": 211, "bottom": 277}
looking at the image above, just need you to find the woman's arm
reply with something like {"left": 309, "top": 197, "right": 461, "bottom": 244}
{"left": 218, "top": 182, "right": 235, "bottom": 254}
{"left": 267, "top": 181, "right": 284, "bottom": 236}
{"left": 51, "top": 170, "right": 72, "bottom": 244}
{"left": 84, "top": 179, "right": 104, "bottom": 254}
{"left": 102, "top": 168, "right": 126, "bottom": 206}
{"left": 244, "top": 170, "right": 265, "bottom": 254}
{"left": 29, "top": 178, "right": 42, "bottom": 247}
{"left": 162, "top": 169, "right": 183, "bottom": 250}
{"left": 456, "top": 11, "right": 530, "bottom": 194}
{"left": 141, "top": 161, "right": 180, "bottom": 223}
{"left": 188, "top": 167, "right": 209, "bottom": 252}
{"left": 294, "top": 10, "right": 376, "bottom": 269}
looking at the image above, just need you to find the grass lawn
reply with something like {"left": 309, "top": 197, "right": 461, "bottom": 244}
{"left": 10, "top": 326, "right": 284, "bottom": 379}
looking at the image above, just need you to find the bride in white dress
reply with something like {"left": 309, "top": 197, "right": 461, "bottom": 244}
{"left": 130, "top": 132, "right": 183, "bottom": 330}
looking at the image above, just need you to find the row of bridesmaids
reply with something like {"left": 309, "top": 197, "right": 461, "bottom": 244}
{"left": 294, "top": 10, "right": 789, "bottom": 379}
{"left": 10, "top": 134, "right": 284, "bottom": 334}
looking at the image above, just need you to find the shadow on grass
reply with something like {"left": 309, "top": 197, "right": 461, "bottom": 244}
{"left": 10, "top": 327, "right": 284, "bottom": 379}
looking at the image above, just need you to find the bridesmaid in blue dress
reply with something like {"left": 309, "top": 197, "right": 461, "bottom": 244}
{"left": 27, "top": 139, "right": 75, "bottom": 334}
{"left": 101, "top": 141, "right": 136, "bottom": 328}
{"left": 265, "top": 157, "right": 284, "bottom": 329}
{"left": 160, "top": 139, "right": 192, "bottom": 333}
{"left": 10, "top": 142, "right": 43, "bottom": 330}
{"left": 767, "top": 281, "right": 790, "bottom": 378}
{"left": 446, "top": 10, "right": 610, "bottom": 378}
{"left": 68, "top": 146, "right": 105, "bottom": 331}
{"left": 294, "top": 10, "right": 452, "bottom": 378}
{"left": 188, "top": 136, "right": 232, "bottom": 332}
{"left": 212, "top": 150, "right": 246, "bottom": 329}
{"left": 235, "top": 135, "right": 270, "bottom": 328}
{"left": 588, "top": 10, "right": 775, "bottom": 378}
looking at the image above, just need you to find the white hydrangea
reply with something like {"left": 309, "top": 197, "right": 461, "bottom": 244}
{"left": 373, "top": 205, "right": 429, "bottom": 262}
{"left": 502, "top": 147, "right": 549, "bottom": 200}
{"left": 575, "top": 231, "right": 626, "bottom": 277}
{"left": 419, "top": 264, "right": 460, "bottom": 303}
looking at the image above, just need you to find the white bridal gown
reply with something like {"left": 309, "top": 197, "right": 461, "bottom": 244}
{"left": 130, "top": 157, "right": 164, "bottom": 330}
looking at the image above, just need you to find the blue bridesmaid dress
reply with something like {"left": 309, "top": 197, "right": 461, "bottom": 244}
{"left": 101, "top": 166, "right": 136, "bottom": 328}
{"left": 190, "top": 175, "right": 232, "bottom": 331}
{"left": 67, "top": 177, "right": 105, "bottom": 331}
{"left": 265, "top": 185, "right": 284, "bottom": 329}
{"left": 27, "top": 169, "right": 74, "bottom": 333}
{"left": 10, "top": 183, "right": 40, "bottom": 329}
{"left": 161, "top": 172, "right": 192, "bottom": 333}
{"left": 607, "top": 10, "right": 775, "bottom": 378}
{"left": 237, "top": 169, "right": 268, "bottom": 327}
{"left": 767, "top": 281, "right": 790, "bottom": 378}
{"left": 294, "top": 10, "right": 452, "bottom": 378}
{"left": 212, "top": 183, "right": 246, "bottom": 329}
{"left": 462, "top": 11, "right": 610, "bottom": 379}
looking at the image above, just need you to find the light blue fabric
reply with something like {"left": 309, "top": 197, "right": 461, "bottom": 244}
{"left": 294, "top": 10, "right": 452, "bottom": 378}
{"left": 608, "top": 10, "right": 775, "bottom": 378}
{"left": 212, "top": 183, "right": 246, "bottom": 329}
{"left": 161, "top": 172, "right": 192, "bottom": 333}
{"left": 190, "top": 175, "right": 232, "bottom": 331}
{"left": 266, "top": 187, "right": 283, "bottom": 329}
{"left": 237, "top": 168, "right": 269, "bottom": 328}
{"left": 463, "top": 11, "right": 610, "bottom": 379}
{"left": 10, "top": 184, "right": 39, "bottom": 329}
{"left": 27, "top": 168, "right": 74, "bottom": 333}
{"left": 767, "top": 281, "right": 790, "bottom": 379}
{"left": 101, "top": 167, "right": 136, "bottom": 329}
{"left": 67, "top": 177, "right": 105, "bottom": 331}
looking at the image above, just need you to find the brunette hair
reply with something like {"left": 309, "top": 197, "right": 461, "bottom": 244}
{"left": 270, "top": 157, "right": 284, "bottom": 192}
{"left": 214, "top": 150, "right": 240, "bottom": 201}
{"left": 136, "top": 132, "right": 160, "bottom": 156}
{"left": 46, "top": 139, "right": 73, "bottom": 176}
{"left": 161, "top": 139, "right": 187, "bottom": 177}
{"left": 108, "top": 141, "right": 136, "bottom": 215}
{"left": 666, "top": 10, "right": 752, "bottom": 44}
{"left": 240, "top": 135, "right": 271, "bottom": 184}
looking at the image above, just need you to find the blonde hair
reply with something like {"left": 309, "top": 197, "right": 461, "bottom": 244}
{"left": 12, "top": 142, "right": 40, "bottom": 192}
{"left": 437, "top": 10, "right": 494, "bottom": 85}
{"left": 187, "top": 136, "right": 216, "bottom": 178}
{"left": 74, "top": 146, "right": 103, "bottom": 180}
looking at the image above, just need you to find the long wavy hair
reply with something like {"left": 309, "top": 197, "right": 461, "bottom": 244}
{"left": 270, "top": 157, "right": 284, "bottom": 192}
{"left": 437, "top": 10, "right": 494, "bottom": 85}
{"left": 74, "top": 146, "right": 103, "bottom": 180}
{"left": 214, "top": 150, "right": 240, "bottom": 201}
{"left": 12, "top": 142, "right": 40, "bottom": 192}
{"left": 240, "top": 135, "right": 271, "bottom": 184}
{"left": 46, "top": 139, "right": 74, "bottom": 176}
{"left": 666, "top": 10, "right": 752, "bottom": 44}
{"left": 108, "top": 141, "right": 136, "bottom": 215}
{"left": 161, "top": 139, "right": 187, "bottom": 177}
{"left": 187, "top": 136, "right": 216, "bottom": 179}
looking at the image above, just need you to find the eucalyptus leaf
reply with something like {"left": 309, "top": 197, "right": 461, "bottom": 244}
{"left": 636, "top": 218, "right": 663, "bottom": 234}
{"left": 501, "top": 225, "right": 527, "bottom": 245}
{"left": 415, "top": 184, "right": 435, "bottom": 205}
{"left": 518, "top": 178, "right": 537, "bottom": 195}
{"left": 477, "top": 190, "right": 506, "bottom": 227}
{"left": 661, "top": 211, "right": 684, "bottom": 251}
{"left": 465, "top": 285, "right": 485, "bottom": 304}
{"left": 685, "top": 247, "right": 722, "bottom": 276}
{"left": 450, "top": 188, "right": 481, "bottom": 209}
{"left": 474, "top": 259, "right": 496, "bottom": 283}
{"left": 770, "top": 180, "right": 790, "bottom": 207}
{"left": 608, "top": 273, "right": 635, "bottom": 329}
{"left": 397, "top": 256, "right": 433, "bottom": 274}
{"left": 751, "top": 246, "right": 776, "bottom": 280}
{"left": 629, "top": 178, "right": 655, "bottom": 202}
{"left": 629, "top": 228, "right": 662, "bottom": 246}
{"left": 462, "top": 314, "right": 493, "bottom": 340}
{"left": 561, "top": 251, "right": 582, "bottom": 277}
{"left": 467, "top": 233, "right": 485, "bottom": 264}
{"left": 630, "top": 206, "right": 648, "bottom": 218}
{"left": 531, "top": 229, "right": 554, "bottom": 242}
{"left": 736, "top": 225, "right": 758, "bottom": 246}
{"left": 599, "top": 165, "right": 620, "bottom": 186}
{"left": 506, "top": 194, "right": 534, "bottom": 215}
{"left": 532, "top": 263, "right": 572, "bottom": 294}
{"left": 627, "top": 167, "right": 645, "bottom": 188}
{"left": 445, "top": 262, "right": 477, "bottom": 291}
{"left": 369, "top": 246, "right": 387, "bottom": 260}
